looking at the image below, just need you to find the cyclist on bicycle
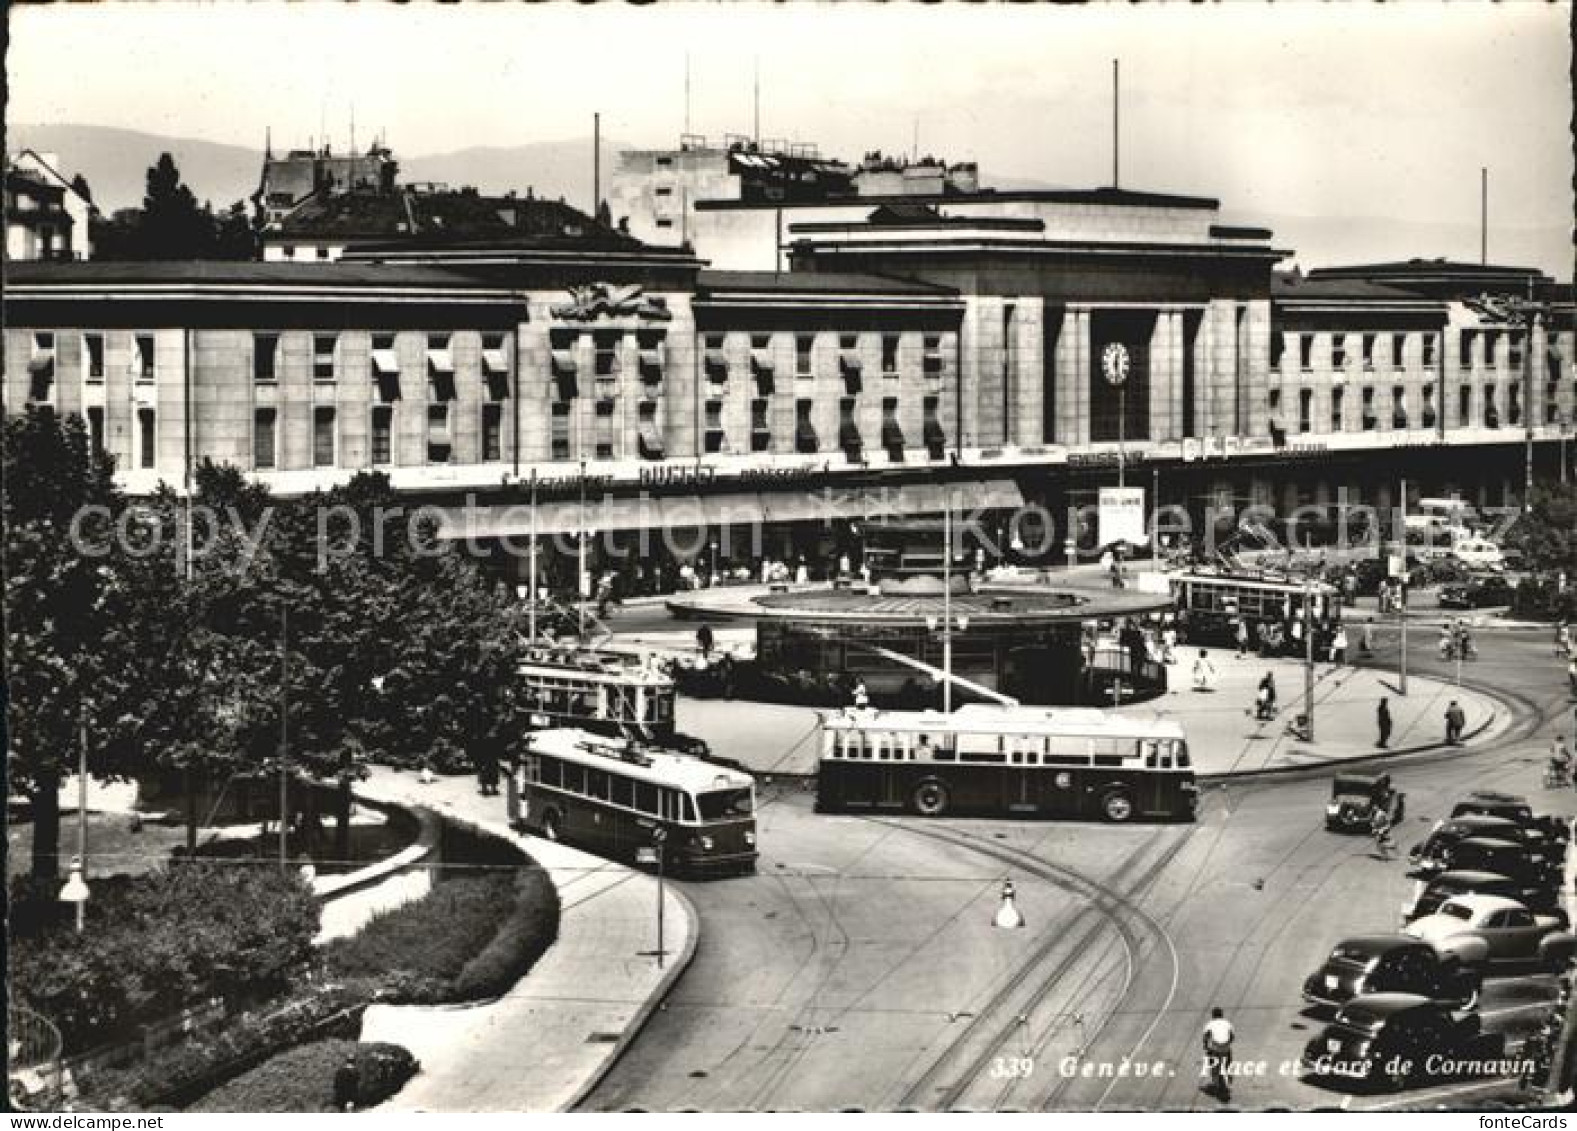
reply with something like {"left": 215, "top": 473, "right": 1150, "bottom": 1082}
{"left": 1202, "top": 1007, "right": 1235, "bottom": 1101}
{"left": 1371, "top": 807, "right": 1395, "bottom": 860}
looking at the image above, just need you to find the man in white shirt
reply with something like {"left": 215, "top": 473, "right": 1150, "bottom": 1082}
{"left": 1202, "top": 1007, "right": 1235, "bottom": 1101}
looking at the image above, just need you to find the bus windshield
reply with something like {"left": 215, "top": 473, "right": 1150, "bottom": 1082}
{"left": 697, "top": 788, "right": 754, "bottom": 820}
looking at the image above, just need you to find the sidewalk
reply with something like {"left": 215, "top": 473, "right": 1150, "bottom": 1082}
{"left": 660, "top": 650, "right": 1508, "bottom": 780}
{"left": 354, "top": 767, "right": 697, "bottom": 1112}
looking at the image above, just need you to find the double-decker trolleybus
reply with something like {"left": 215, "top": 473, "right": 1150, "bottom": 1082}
{"left": 508, "top": 728, "right": 757, "bottom": 876}
{"left": 816, "top": 704, "right": 1197, "bottom": 823}
{"left": 517, "top": 647, "right": 682, "bottom": 744}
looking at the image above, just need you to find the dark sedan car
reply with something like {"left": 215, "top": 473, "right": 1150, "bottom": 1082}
{"left": 1301, "top": 993, "right": 1504, "bottom": 1092}
{"left": 1302, "top": 935, "right": 1480, "bottom": 1013}
{"left": 1404, "top": 869, "right": 1566, "bottom": 922}
{"left": 1452, "top": 792, "right": 1570, "bottom": 845}
{"left": 1409, "top": 818, "right": 1556, "bottom": 877}
{"left": 1438, "top": 576, "right": 1514, "bottom": 610}
{"left": 1436, "top": 837, "right": 1563, "bottom": 893}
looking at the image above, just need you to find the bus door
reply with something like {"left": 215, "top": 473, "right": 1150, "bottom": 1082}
{"left": 1139, "top": 740, "right": 1169, "bottom": 814}
{"left": 1003, "top": 736, "right": 1037, "bottom": 814}
{"left": 876, "top": 732, "right": 906, "bottom": 809}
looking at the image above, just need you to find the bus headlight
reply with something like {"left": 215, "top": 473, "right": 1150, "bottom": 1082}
{"left": 699, "top": 835, "right": 715, "bottom": 850}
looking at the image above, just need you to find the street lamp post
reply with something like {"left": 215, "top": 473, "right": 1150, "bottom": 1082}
{"left": 59, "top": 717, "right": 91, "bottom": 932}
{"left": 1465, "top": 292, "right": 1547, "bottom": 511}
{"left": 1302, "top": 576, "right": 1316, "bottom": 743}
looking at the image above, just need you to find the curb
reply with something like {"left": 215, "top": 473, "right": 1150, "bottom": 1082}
{"left": 561, "top": 881, "right": 701, "bottom": 1113}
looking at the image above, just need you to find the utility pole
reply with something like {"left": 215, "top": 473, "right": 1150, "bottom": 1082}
{"left": 1112, "top": 58, "right": 1120, "bottom": 189}
{"left": 578, "top": 461, "right": 588, "bottom": 641}
{"left": 1303, "top": 576, "right": 1315, "bottom": 742}
{"left": 279, "top": 604, "right": 289, "bottom": 871}
{"left": 1398, "top": 477, "right": 1409, "bottom": 697}
{"left": 592, "top": 112, "right": 601, "bottom": 219}
{"left": 1480, "top": 167, "right": 1488, "bottom": 265}
{"left": 528, "top": 469, "right": 539, "bottom": 643}
{"left": 943, "top": 498, "right": 954, "bottom": 714}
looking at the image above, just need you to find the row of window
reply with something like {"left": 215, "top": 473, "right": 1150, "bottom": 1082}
{"left": 1266, "top": 379, "right": 1572, "bottom": 436}
{"left": 253, "top": 331, "right": 513, "bottom": 387}
{"left": 699, "top": 331, "right": 948, "bottom": 381}
{"left": 1269, "top": 330, "right": 1562, "bottom": 375}
{"left": 253, "top": 402, "right": 509, "bottom": 469}
{"left": 523, "top": 753, "right": 695, "bottom": 823}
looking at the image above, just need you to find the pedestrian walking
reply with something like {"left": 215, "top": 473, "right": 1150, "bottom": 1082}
{"left": 851, "top": 678, "right": 870, "bottom": 711}
{"left": 1192, "top": 650, "right": 1217, "bottom": 693}
{"left": 1234, "top": 619, "right": 1249, "bottom": 659}
{"left": 1202, "top": 1007, "right": 1236, "bottom": 1102}
{"left": 1376, "top": 697, "right": 1392, "bottom": 748}
{"left": 1444, "top": 699, "right": 1466, "bottom": 745}
{"left": 1360, "top": 618, "right": 1375, "bottom": 657}
{"left": 1568, "top": 658, "right": 1577, "bottom": 698}
{"left": 1330, "top": 625, "right": 1349, "bottom": 665}
{"left": 1557, "top": 621, "right": 1571, "bottom": 659}
{"left": 795, "top": 558, "right": 810, "bottom": 586}
{"left": 1162, "top": 623, "right": 1179, "bottom": 664}
{"left": 696, "top": 623, "right": 715, "bottom": 657}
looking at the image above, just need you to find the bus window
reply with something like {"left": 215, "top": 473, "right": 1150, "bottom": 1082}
{"left": 539, "top": 756, "right": 562, "bottom": 789}
{"left": 1175, "top": 742, "right": 1192, "bottom": 768}
{"left": 697, "top": 788, "right": 753, "bottom": 820}
{"left": 587, "top": 769, "right": 609, "bottom": 801}
{"left": 635, "top": 781, "right": 659, "bottom": 814}
{"left": 610, "top": 775, "right": 633, "bottom": 808}
{"left": 562, "top": 763, "right": 586, "bottom": 795}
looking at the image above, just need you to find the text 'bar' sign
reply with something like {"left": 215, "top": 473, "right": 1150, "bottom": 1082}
{"left": 1099, "top": 487, "right": 1147, "bottom": 548}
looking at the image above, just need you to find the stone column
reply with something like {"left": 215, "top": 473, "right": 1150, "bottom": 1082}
{"left": 1014, "top": 297, "right": 1044, "bottom": 448}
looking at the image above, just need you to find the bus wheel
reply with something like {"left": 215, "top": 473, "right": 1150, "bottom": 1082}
{"left": 912, "top": 780, "right": 950, "bottom": 817}
{"left": 1101, "top": 791, "right": 1135, "bottom": 823}
{"left": 542, "top": 811, "right": 562, "bottom": 841}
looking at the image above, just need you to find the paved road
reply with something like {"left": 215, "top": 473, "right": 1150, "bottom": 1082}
{"left": 580, "top": 616, "right": 1575, "bottom": 1111}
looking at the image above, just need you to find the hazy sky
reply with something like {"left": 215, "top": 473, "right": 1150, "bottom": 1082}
{"left": 8, "top": 2, "right": 1574, "bottom": 270}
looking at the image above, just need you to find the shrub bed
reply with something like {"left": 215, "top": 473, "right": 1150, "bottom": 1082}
{"left": 323, "top": 861, "right": 560, "bottom": 1004}
{"left": 188, "top": 1039, "right": 417, "bottom": 1113}
{"left": 10, "top": 864, "right": 319, "bottom": 1054}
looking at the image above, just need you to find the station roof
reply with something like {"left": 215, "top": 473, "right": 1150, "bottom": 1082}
{"left": 697, "top": 269, "right": 958, "bottom": 297}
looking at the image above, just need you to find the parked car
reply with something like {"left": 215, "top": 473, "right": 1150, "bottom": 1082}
{"left": 1452, "top": 538, "right": 1507, "bottom": 572}
{"left": 1404, "top": 893, "right": 1575, "bottom": 971}
{"left": 1414, "top": 837, "right": 1564, "bottom": 900}
{"left": 1302, "top": 935, "right": 1481, "bottom": 1013}
{"left": 1439, "top": 575, "right": 1514, "bottom": 610}
{"left": 1451, "top": 793, "right": 1570, "bottom": 845}
{"left": 1326, "top": 773, "right": 1406, "bottom": 833}
{"left": 1402, "top": 869, "right": 1567, "bottom": 924}
{"left": 1301, "top": 993, "right": 1503, "bottom": 1092}
{"left": 1409, "top": 817, "right": 1558, "bottom": 877}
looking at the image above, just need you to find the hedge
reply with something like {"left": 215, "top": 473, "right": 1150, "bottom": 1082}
{"left": 323, "top": 862, "right": 560, "bottom": 1004}
{"left": 10, "top": 864, "right": 319, "bottom": 1054}
{"left": 188, "top": 1039, "right": 417, "bottom": 1113}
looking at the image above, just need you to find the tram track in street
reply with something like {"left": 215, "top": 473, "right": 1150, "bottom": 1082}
{"left": 871, "top": 819, "right": 1189, "bottom": 1111}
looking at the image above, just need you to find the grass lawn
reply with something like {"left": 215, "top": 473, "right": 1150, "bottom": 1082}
{"left": 6, "top": 812, "right": 188, "bottom": 880}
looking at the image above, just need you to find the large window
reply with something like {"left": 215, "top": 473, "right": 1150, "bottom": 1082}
{"left": 750, "top": 398, "right": 771, "bottom": 453}
{"left": 1330, "top": 334, "right": 1347, "bottom": 371}
{"left": 881, "top": 333, "right": 900, "bottom": 376}
{"left": 254, "top": 333, "right": 279, "bottom": 382}
{"left": 254, "top": 408, "right": 277, "bottom": 469}
{"left": 137, "top": 408, "right": 156, "bottom": 469}
{"left": 371, "top": 405, "right": 393, "bottom": 465}
{"left": 704, "top": 399, "right": 725, "bottom": 454}
{"left": 482, "top": 402, "right": 504, "bottom": 462}
{"left": 86, "top": 406, "right": 105, "bottom": 453}
{"left": 795, "top": 399, "right": 817, "bottom": 453}
{"left": 795, "top": 333, "right": 814, "bottom": 378}
{"left": 1298, "top": 388, "right": 1313, "bottom": 433}
{"left": 84, "top": 333, "right": 105, "bottom": 382}
{"left": 1330, "top": 386, "right": 1345, "bottom": 433}
{"left": 313, "top": 333, "right": 338, "bottom": 382}
{"left": 428, "top": 404, "right": 452, "bottom": 463}
{"left": 134, "top": 334, "right": 156, "bottom": 382}
{"left": 313, "top": 406, "right": 336, "bottom": 467}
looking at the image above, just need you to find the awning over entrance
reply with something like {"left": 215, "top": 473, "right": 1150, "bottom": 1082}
{"left": 433, "top": 477, "right": 1025, "bottom": 539}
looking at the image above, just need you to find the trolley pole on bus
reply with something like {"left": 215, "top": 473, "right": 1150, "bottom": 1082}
{"left": 943, "top": 500, "right": 953, "bottom": 715}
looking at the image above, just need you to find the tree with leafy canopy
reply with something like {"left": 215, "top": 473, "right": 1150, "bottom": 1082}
{"left": 4, "top": 408, "right": 132, "bottom": 880}
{"left": 1506, "top": 482, "right": 1577, "bottom": 576}
{"left": 140, "top": 153, "right": 212, "bottom": 259}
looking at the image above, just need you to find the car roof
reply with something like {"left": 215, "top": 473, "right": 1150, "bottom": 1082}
{"left": 1464, "top": 790, "right": 1529, "bottom": 805}
{"left": 1334, "top": 773, "right": 1385, "bottom": 790}
{"left": 1436, "top": 893, "right": 1526, "bottom": 914}
{"left": 1338, "top": 993, "right": 1435, "bottom": 1022}
{"left": 1333, "top": 934, "right": 1427, "bottom": 957}
{"left": 1431, "top": 870, "right": 1515, "bottom": 887}
{"left": 1457, "top": 836, "right": 1527, "bottom": 852}
{"left": 1445, "top": 815, "right": 1519, "bottom": 830}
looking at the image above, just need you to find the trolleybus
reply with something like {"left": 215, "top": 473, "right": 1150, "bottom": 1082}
{"left": 816, "top": 704, "right": 1197, "bottom": 822}
{"left": 508, "top": 728, "right": 757, "bottom": 876}
{"left": 517, "top": 648, "right": 680, "bottom": 743}
{"left": 1169, "top": 569, "right": 1340, "bottom": 649}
